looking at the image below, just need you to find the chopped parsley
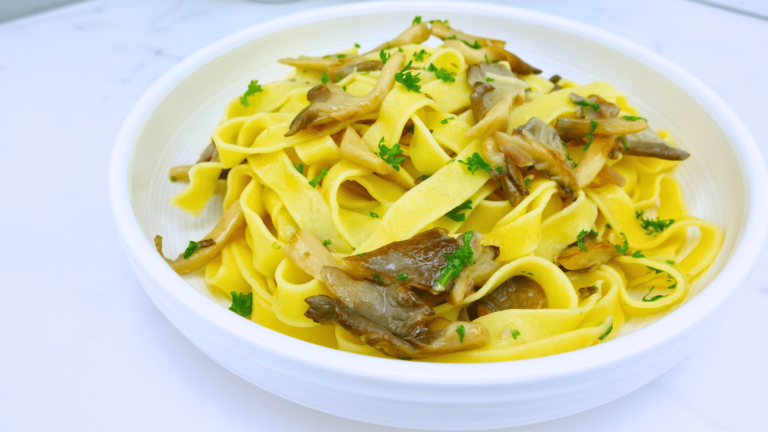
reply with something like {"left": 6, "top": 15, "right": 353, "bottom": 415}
{"left": 631, "top": 250, "right": 645, "bottom": 258}
{"left": 413, "top": 49, "right": 430, "bottom": 62}
{"left": 524, "top": 177, "right": 532, "bottom": 189}
{"left": 574, "top": 99, "right": 600, "bottom": 112}
{"left": 642, "top": 286, "right": 667, "bottom": 302}
{"left": 456, "top": 324, "right": 466, "bottom": 343}
{"left": 614, "top": 232, "right": 629, "bottom": 254}
{"left": 308, "top": 167, "right": 328, "bottom": 188}
{"left": 582, "top": 120, "right": 598, "bottom": 151}
{"left": 448, "top": 35, "right": 481, "bottom": 49}
{"left": 484, "top": 54, "right": 490, "bottom": 63}
{"left": 372, "top": 274, "right": 384, "bottom": 286}
{"left": 337, "top": 54, "right": 346, "bottom": 59}
{"left": 622, "top": 115, "right": 647, "bottom": 122}
{"left": 495, "top": 167, "right": 503, "bottom": 175}
{"left": 370, "top": 211, "right": 379, "bottom": 218}
{"left": 647, "top": 266, "right": 663, "bottom": 274}
{"left": 440, "top": 116, "right": 455, "bottom": 125}
{"left": 422, "top": 174, "right": 430, "bottom": 181}
{"left": 576, "top": 229, "right": 597, "bottom": 251}
{"left": 292, "top": 162, "right": 304, "bottom": 175}
{"left": 511, "top": 329, "right": 520, "bottom": 340}
{"left": 598, "top": 323, "right": 613, "bottom": 340}
{"left": 619, "top": 136, "right": 629, "bottom": 150}
{"left": 183, "top": 241, "right": 199, "bottom": 259}
{"left": 271, "top": 242, "right": 281, "bottom": 250}
{"left": 605, "top": 223, "right": 613, "bottom": 229}
{"left": 321, "top": 71, "right": 329, "bottom": 84}
{"left": 399, "top": 357, "right": 412, "bottom": 361}
{"left": 458, "top": 152, "right": 492, "bottom": 175}
{"left": 447, "top": 158, "right": 455, "bottom": 164}
{"left": 486, "top": 77, "right": 495, "bottom": 82}
{"left": 668, "top": 281, "right": 678, "bottom": 290}
{"left": 323, "top": 239, "right": 332, "bottom": 247}
{"left": 412, "top": 15, "right": 422, "bottom": 25}
{"left": 445, "top": 200, "right": 473, "bottom": 222}
{"left": 567, "top": 154, "right": 578, "bottom": 168}
{"left": 636, "top": 210, "right": 675, "bottom": 235}
{"left": 395, "top": 61, "right": 421, "bottom": 92}
{"left": 522, "top": 271, "right": 534, "bottom": 276}
{"left": 396, "top": 273, "right": 409, "bottom": 281}
{"left": 170, "top": 175, "right": 177, "bottom": 182}
{"left": 229, "top": 292, "right": 253, "bottom": 317}
{"left": 436, "top": 231, "right": 476, "bottom": 289}
{"left": 354, "top": 43, "right": 360, "bottom": 48}
{"left": 429, "top": 19, "right": 449, "bottom": 25}
{"left": 666, "top": 260, "right": 675, "bottom": 265}
{"left": 342, "top": 85, "right": 347, "bottom": 91}
{"left": 427, "top": 63, "right": 456, "bottom": 82}
{"left": 377, "top": 137, "right": 406, "bottom": 171}
{"left": 239, "top": 80, "right": 263, "bottom": 107}
{"left": 379, "top": 49, "right": 391, "bottom": 65}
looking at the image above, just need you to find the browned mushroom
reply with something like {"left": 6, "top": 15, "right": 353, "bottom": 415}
{"left": 370, "top": 22, "right": 431, "bottom": 53}
{"left": 578, "top": 286, "right": 599, "bottom": 301}
{"left": 282, "top": 227, "right": 340, "bottom": 282}
{"left": 569, "top": 93, "right": 621, "bottom": 120}
{"left": 573, "top": 135, "right": 617, "bottom": 188}
{"left": 549, "top": 74, "right": 562, "bottom": 92}
{"left": 285, "top": 52, "right": 405, "bottom": 136}
{"left": 494, "top": 118, "right": 579, "bottom": 199}
{"left": 154, "top": 200, "right": 245, "bottom": 275}
{"left": 447, "top": 232, "right": 500, "bottom": 305}
{"left": 623, "top": 128, "right": 690, "bottom": 161}
{"left": 340, "top": 227, "right": 460, "bottom": 291}
{"left": 555, "top": 118, "right": 648, "bottom": 141}
{"left": 459, "top": 276, "right": 547, "bottom": 321}
{"left": 557, "top": 234, "right": 619, "bottom": 272}
{"left": 339, "top": 127, "right": 392, "bottom": 175}
{"left": 482, "top": 136, "right": 530, "bottom": 207}
{"left": 327, "top": 57, "right": 384, "bottom": 82}
{"left": 466, "top": 63, "right": 528, "bottom": 138}
{"left": 278, "top": 55, "right": 341, "bottom": 71}
{"left": 593, "top": 164, "right": 626, "bottom": 187}
{"left": 305, "top": 295, "right": 488, "bottom": 359}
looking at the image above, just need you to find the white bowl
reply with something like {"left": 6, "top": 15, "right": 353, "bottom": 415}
{"left": 109, "top": 2, "right": 768, "bottom": 429}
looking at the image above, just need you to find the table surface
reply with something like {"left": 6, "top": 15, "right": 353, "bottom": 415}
{"left": 1, "top": 0, "right": 767, "bottom": 431}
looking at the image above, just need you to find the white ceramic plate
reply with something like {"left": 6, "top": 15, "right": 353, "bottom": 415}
{"left": 110, "top": 2, "right": 768, "bottom": 429}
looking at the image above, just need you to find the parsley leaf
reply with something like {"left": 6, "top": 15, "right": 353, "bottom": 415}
{"left": 638, "top": 213, "right": 675, "bottom": 235}
{"left": 413, "top": 49, "right": 429, "bottom": 62}
{"left": 524, "top": 177, "right": 532, "bottom": 189}
{"left": 412, "top": 15, "right": 421, "bottom": 25}
{"left": 576, "top": 229, "right": 597, "bottom": 251}
{"left": 426, "top": 63, "right": 456, "bottom": 82}
{"left": 567, "top": 154, "right": 578, "bottom": 168}
{"left": 308, "top": 167, "right": 328, "bottom": 188}
{"left": 605, "top": 223, "right": 612, "bottom": 229}
{"left": 619, "top": 136, "right": 629, "bottom": 150}
{"left": 436, "top": 232, "right": 476, "bottom": 289}
{"left": 440, "top": 116, "right": 455, "bottom": 124}
{"left": 323, "top": 239, "right": 332, "bottom": 247}
{"left": 458, "top": 152, "right": 492, "bottom": 175}
{"left": 622, "top": 115, "right": 647, "bottom": 122}
{"left": 396, "top": 273, "right": 409, "bottom": 281}
{"left": 372, "top": 274, "right": 384, "bottom": 286}
{"left": 379, "top": 49, "right": 391, "bottom": 65}
{"left": 229, "top": 292, "right": 253, "bottom": 317}
{"left": 598, "top": 323, "right": 613, "bottom": 340}
{"left": 321, "top": 71, "right": 329, "bottom": 84}
{"left": 456, "top": 324, "right": 466, "bottom": 343}
{"left": 511, "top": 329, "right": 520, "bottom": 340}
{"left": 370, "top": 211, "right": 379, "bottom": 218}
{"left": 642, "top": 286, "right": 667, "bottom": 302}
{"left": 170, "top": 176, "right": 177, "bottom": 182}
{"left": 337, "top": 54, "right": 346, "bottom": 59}
{"left": 486, "top": 77, "right": 494, "bottom": 82}
{"left": 574, "top": 99, "right": 600, "bottom": 112}
{"left": 582, "top": 120, "right": 598, "bottom": 151}
{"left": 449, "top": 35, "right": 481, "bottom": 49}
{"left": 395, "top": 61, "right": 421, "bottom": 92}
{"left": 445, "top": 200, "right": 472, "bottom": 222}
{"left": 399, "top": 357, "right": 412, "bottom": 360}
{"left": 666, "top": 260, "right": 675, "bottom": 265}
{"left": 647, "top": 266, "right": 664, "bottom": 274}
{"left": 292, "top": 162, "right": 304, "bottom": 175}
{"left": 183, "top": 241, "right": 199, "bottom": 259}
{"left": 239, "top": 80, "right": 263, "bottom": 107}
{"left": 615, "top": 232, "right": 629, "bottom": 254}
{"left": 354, "top": 43, "right": 360, "bottom": 48}
{"left": 377, "top": 137, "right": 406, "bottom": 171}
{"left": 631, "top": 250, "right": 645, "bottom": 258}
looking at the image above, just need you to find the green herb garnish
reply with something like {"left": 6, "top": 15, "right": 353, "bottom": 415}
{"left": 511, "top": 329, "right": 520, "bottom": 340}
{"left": 170, "top": 175, "right": 177, "bottom": 182}
{"left": 636, "top": 210, "right": 675, "bottom": 235}
{"left": 619, "top": 136, "right": 629, "bottom": 150}
{"left": 642, "top": 286, "right": 667, "bottom": 302}
{"left": 445, "top": 200, "right": 473, "bottom": 222}
{"left": 377, "top": 137, "right": 406, "bottom": 171}
{"left": 308, "top": 167, "right": 328, "bottom": 188}
{"left": 337, "top": 54, "right": 346, "bottom": 59}
{"left": 631, "top": 250, "right": 645, "bottom": 258}
{"left": 379, "top": 49, "right": 391, "bottom": 65}
{"left": 622, "top": 115, "right": 647, "bottom": 122}
{"left": 666, "top": 260, "right": 675, "bottom": 265}
{"left": 395, "top": 61, "right": 421, "bottom": 92}
{"left": 485, "top": 77, "right": 494, "bottom": 82}
{"left": 436, "top": 232, "right": 476, "bottom": 289}
{"left": 396, "top": 273, "right": 409, "bottom": 281}
{"left": 456, "top": 324, "right": 466, "bottom": 343}
{"left": 440, "top": 116, "right": 455, "bottom": 125}
{"left": 582, "top": 120, "right": 598, "bottom": 151}
{"left": 370, "top": 211, "right": 379, "bottom": 218}
{"left": 567, "top": 154, "right": 578, "bottom": 168}
{"left": 615, "top": 232, "right": 629, "bottom": 254}
{"left": 354, "top": 43, "right": 360, "bottom": 48}
{"left": 458, "top": 152, "right": 492, "bottom": 175}
{"left": 427, "top": 63, "right": 456, "bottom": 83}
{"left": 239, "top": 80, "right": 263, "bottom": 107}
{"left": 323, "top": 239, "right": 332, "bottom": 247}
{"left": 229, "top": 292, "right": 253, "bottom": 317}
{"left": 576, "top": 229, "right": 598, "bottom": 251}
{"left": 574, "top": 99, "right": 600, "bottom": 112}
{"left": 598, "top": 323, "right": 613, "bottom": 340}
{"left": 412, "top": 15, "right": 422, "bottom": 25}
{"left": 647, "top": 266, "right": 664, "bottom": 274}
{"left": 292, "top": 162, "right": 304, "bottom": 175}
{"left": 183, "top": 241, "right": 199, "bottom": 259}
{"left": 321, "top": 71, "right": 329, "bottom": 84}
{"left": 524, "top": 177, "right": 532, "bottom": 189}
{"left": 372, "top": 274, "right": 384, "bottom": 286}
{"left": 413, "top": 49, "right": 429, "bottom": 62}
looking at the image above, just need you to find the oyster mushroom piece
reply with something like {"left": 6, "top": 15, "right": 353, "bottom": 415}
{"left": 494, "top": 118, "right": 579, "bottom": 199}
{"left": 555, "top": 117, "right": 648, "bottom": 141}
{"left": 460, "top": 276, "right": 546, "bottom": 321}
{"left": 339, "top": 127, "right": 392, "bottom": 175}
{"left": 305, "top": 295, "right": 488, "bottom": 359}
{"left": 623, "top": 128, "right": 691, "bottom": 161}
{"left": 593, "top": 164, "right": 626, "bottom": 187}
{"left": 282, "top": 227, "right": 340, "bottom": 282}
{"left": 557, "top": 235, "right": 619, "bottom": 272}
{"left": 370, "top": 22, "right": 431, "bottom": 53}
{"left": 340, "top": 227, "right": 460, "bottom": 290}
{"left": 573, "top": 135, "right": 617, "bottom": 188}
{"left": 327, "top": 57, "right": 384, "bottom": 82}
{"left": 466, "top": 63, "right": 528, "bottom": 138}
{"left": 447, "top": 232, "right": 500, "bottom": 305}
{"left": 321, "top": 266, "right": 434, "bottom": 339}
{"left": 278, "top": 55, "right": 342, "bottom": 71}
{"left": 569, "top": 93, "right": 621, "bottom": 119}
{"left": 285, "top": 52, "right": 405, "bottom": 137}
{"left": 482, "top": 136, "right": 529, "bottom": 208}
{"left": 430, "top": 21, "right": 505, "bottom": 48}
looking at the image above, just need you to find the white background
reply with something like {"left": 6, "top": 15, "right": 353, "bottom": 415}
{"left": 1, "top": 0, "right": 767, "bottom": 431}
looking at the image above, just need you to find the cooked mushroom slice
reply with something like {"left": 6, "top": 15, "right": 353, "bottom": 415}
{"left": 278, "top": 55, "right": 340, "bottom": 71}
{"left": 482, "top": 136, "right": 528, "bottom": 207}
{"left": 573, "top": 135, "right": 617, "bottom": 188}
{"left": 283, "top": 227, "right": 340, "bottom": 282}
{"left": 466, "top": 63, "right": 528, "bottom": 138}
{"left": 494, "top": 118, "right": 579, "bottom": 199}
{"left": 168, "top": 141, "right": 225, "bottom": 181}
{"left": 557, "top": 234, "right": 619, "bottom": 272}
{"left": 549, "top": 74, "right": 562, "bottom": 92}
{"left": 322, "top": 267, "right": 433, "bottom": 339}
{"left": 578, "top": 286, "right": 599, "bottom": 301}
{"left": 555, "top": 118, "right": 648, "bottom": 141}
{"left": 154, "top": 200, "right": 245, "bottom": 275}
{"left": 339, "top": 127, "right": 392, "bottom": 175}
{"left": 370, "top": 22, "right": 431, "bottom": 53}
{"left": 340, "top": 227, "right": 460, "bottom": 290}
{"left": 448, "top": 233, "right": 500, "bottom": 305}
{"left": 460, "top": 276, "right": 547, "bottom": 321}
{"left": 305, "top": 295, "right": 488, "bottom": 359}
{"left": 593, "top": 164, "right": 626, "bottom": 187}
{"left": 623, "top": 128, "right": 690, "bottom": 161}
{"left": 285, "top": 52, "right": 404, "bottom": 137}
{"left": 569, "top": 93, "right": 621, "bottom": 120}
{"left": 327, "top": 57, "right": 384, "bottom": 82}
{"left": 431, "top": 22, "right": 540, "bottom": 74}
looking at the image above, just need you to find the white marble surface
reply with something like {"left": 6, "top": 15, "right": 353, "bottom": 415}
{"left": 1, "top": 0, "right": 767, "bottom": 431}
